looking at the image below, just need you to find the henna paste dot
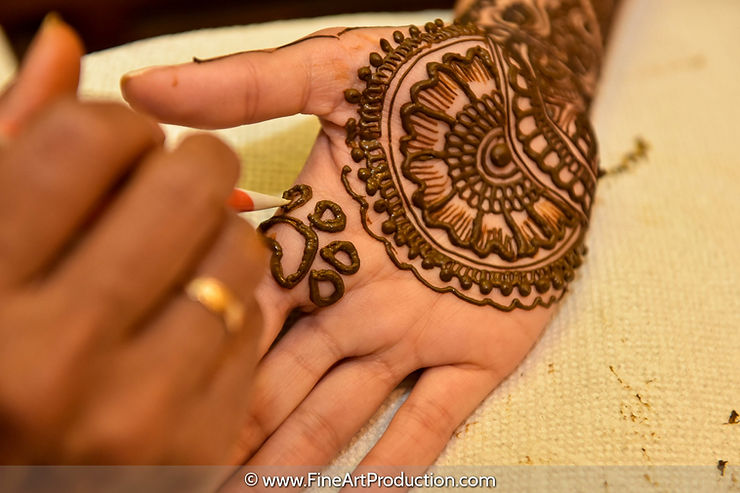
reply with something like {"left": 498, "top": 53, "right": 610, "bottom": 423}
{"left": 373, "top": 199, "right": 387, "bottom": 213}
{"left": 393, "top": 30, "right": 405, "bottom": 43}
{"left": 480, "top": 279, "right": 493, "bottom": 295}
{"left": 369, "top": 52, "right": 383, "bottom": 67}
{"left": 460, "top": 276, "right": 473, "bottom": 290}
{"left": 518, "top": 282, "right": 532, "bottom": 296}
{"left": 358, "top": 66, "right": 371, "bottom": 80}
{"left": 351, "top": 148, "right": 365, "bottom": 163}
{"left": 259, "top": 215, "right": 318, "bottom": 289}
{"left": 535, "top": 277, "right": 550, "bottom": 293}
{"left": 320, "top": 241, "right": 360, "bottom": 275}
{"left": 552, "top": 274, "right": 565, "bottom": 290}
{"left": 308, "top": 200, "right": 346, "bottom": 232}
{"left": 381, "top": 220, "right": 396, "bottom": 234}
{"left": 344, "top": 89, "right": 361, "bottom": 104}
{"left": 379, "top": 38, "right": 392, "bottom": 53}
{"left": 309, "top": 269, "right": 344, "bottom": 307}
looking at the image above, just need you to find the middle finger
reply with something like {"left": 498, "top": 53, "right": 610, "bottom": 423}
{"left": 45, "top": 133, "right": 239, "bottom": 343}
{"left": 0, "top": 100, "right": 162, "bottom": 290}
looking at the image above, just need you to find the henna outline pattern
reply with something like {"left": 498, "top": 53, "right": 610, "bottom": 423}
{"left": 343, "top": 19, "right": 599, "bottom": 310}
{"left": 259, "top": 185, "right": 361, "bottom": 308}
{"left": 309, "top": 269, "right": 345, "bottom": 307}
{"left": 308, "top": 201, "right": 347, "bottom": 232}
{"left": 320, "top": 241, "right": 361, "bottom": 275}
{"left": 458, "top": 0, "right": 605, "bottom": 103}
{"left": 259, "top": 215, "right": 318, "bottom": 289}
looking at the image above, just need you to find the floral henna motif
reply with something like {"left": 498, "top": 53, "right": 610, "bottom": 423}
{"left": 458, "top": 0, "right": 606, "bottom": 102}
{"left": 259, "top": 185, "right": 361, "bottom": 307}
{"left": 343, "top": 20, "right": 599, "bottom": 310}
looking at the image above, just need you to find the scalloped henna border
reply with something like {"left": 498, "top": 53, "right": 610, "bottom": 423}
{"left": 342, "top": 21, "right": 592, "bottom": 310}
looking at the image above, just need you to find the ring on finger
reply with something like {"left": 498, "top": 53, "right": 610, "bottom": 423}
{"left": 185, "top": 276, "right": 245, "bottom": 335}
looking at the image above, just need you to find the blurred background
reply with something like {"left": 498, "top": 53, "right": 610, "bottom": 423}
{"left": 1, "top": 0, "right": 453, "bottom": 58}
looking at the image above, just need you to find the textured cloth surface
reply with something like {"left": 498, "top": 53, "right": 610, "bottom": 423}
{"left": 0, "top": 28, "right": 14, "bottom": 89}
{"left": 1, "top": 1, "right": 738, "bottom": 487}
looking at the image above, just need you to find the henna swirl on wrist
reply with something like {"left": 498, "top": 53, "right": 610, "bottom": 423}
{"left": 343, "top": 20, "right": 599, "bottom": 310}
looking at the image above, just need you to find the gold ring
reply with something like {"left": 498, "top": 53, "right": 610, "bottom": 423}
{"left": 185, "top": 277, "right": 245, "bottom": 335}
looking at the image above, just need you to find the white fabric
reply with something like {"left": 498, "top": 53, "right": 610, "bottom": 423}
{"left": 0, "top": 27, "right": 15, "bottom": 89}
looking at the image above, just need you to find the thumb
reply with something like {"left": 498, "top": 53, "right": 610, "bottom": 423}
{"left": 0, "top": 13, "right": 84, "bottom": 139}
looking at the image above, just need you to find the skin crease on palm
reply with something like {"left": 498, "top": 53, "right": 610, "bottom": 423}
{"left": 121, "top": 0, "right": 610, "bottom": 474}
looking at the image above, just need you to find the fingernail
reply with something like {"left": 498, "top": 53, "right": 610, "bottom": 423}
{"left": 121, "top": 66, "right": 160, "bottom": 84}
{"left": 21, "top": 12, "right": 65, "bottom": 66}
{"left": 41, "top": 11, "right": 64, "bottom": 30}
{"left": 120, "top": 67, "right": 161, "bottom": 98}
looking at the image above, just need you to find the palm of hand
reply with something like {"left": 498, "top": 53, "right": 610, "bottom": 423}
{"left": 122, "top": 21, "right": 590, "bottom": 468}
{"left": 247, "top": 124, "right": 550, "bottom": 465}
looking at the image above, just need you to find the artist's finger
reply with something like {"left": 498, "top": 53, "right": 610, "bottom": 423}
{"left": 355, "top": 365, "right": 496, "bottom": 469}
{"left": 245, "top": 353, "right": 408, "bottom": 467}
{"left": 108, "top": 215, "right": 265, "bottom": 462}
{"left": 120, "top": 27, "right": 394, "bottom": 128}
{"left": 0, "top": 101, "right": 162, "bottom": 290}
{"left": 46, "top": 133, "right": 238, "bottom": 339}
{"left": 173, "top": 213, "right": 265, "bottom": 378}
{"left": 68, "top": 214, "right": 265, "bottom": 463}
{"left": 190, "top": 216, "right": 268, "bottom": 461}
{"left": 0, "top": 14, "right": 83, "bottom": 139}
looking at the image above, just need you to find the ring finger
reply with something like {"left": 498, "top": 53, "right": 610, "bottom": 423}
{"left": 69, "top": 214, "right": 266, "bottom": 463}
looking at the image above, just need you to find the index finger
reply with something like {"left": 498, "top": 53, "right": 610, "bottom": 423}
{"left": 119, "top": 27, "right": 387, "bottom": 129}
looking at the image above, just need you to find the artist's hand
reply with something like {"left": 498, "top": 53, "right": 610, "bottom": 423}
{"left": 0, "top": 14, "right": 82, "bottom": 140}
{"left": 0, "top": 19, "right": 265, "bottom": 464}
{"left": 121, "top": 19, "right": 598, "bottom": 473}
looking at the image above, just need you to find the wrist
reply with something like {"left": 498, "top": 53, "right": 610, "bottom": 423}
{"left": 454, "top": 0, "right": 612, "bottom": 105}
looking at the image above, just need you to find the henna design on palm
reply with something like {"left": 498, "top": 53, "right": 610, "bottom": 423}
{"left": 259, "top": 185, "right": 361, "bottom": 307}
{"left": 343, "top": 20, "right": 599, "bottom": 310}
